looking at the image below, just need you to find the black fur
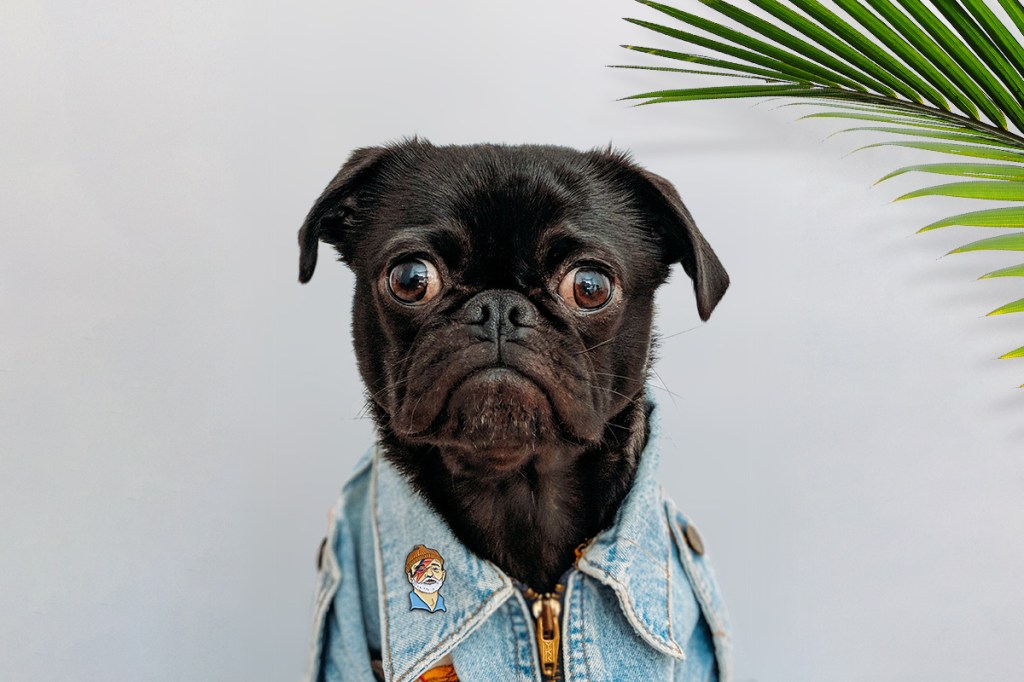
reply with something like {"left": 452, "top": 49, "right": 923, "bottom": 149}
{"left": 298, "top": 139, "right": 728, "bottom": 591}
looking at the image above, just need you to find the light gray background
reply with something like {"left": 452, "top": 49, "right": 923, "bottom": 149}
{"left": 3, "top": 1, "right": 1023, "bottom": 680}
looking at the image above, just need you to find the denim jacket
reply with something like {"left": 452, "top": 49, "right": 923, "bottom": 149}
{"left": 304, "top": 386, "right": 733, "bottom": 682}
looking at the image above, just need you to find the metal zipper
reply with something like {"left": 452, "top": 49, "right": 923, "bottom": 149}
{"left": 518, "top": 539, "right": 594, "bottom": 682}
{"left": 523, "top": 584, "right": 565, "bottom": 681}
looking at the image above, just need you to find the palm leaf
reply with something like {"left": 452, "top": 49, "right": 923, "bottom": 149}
{"left": 830, "top": 0, "right": 979, "bottom": 116}
{"left": 802, "top": 112, "right": 1003, "bottom": 136}
{"left": 610, "top": 63, "right": 785, "bottom": 81}
{"left": 988, "top": 297, "right": 1024, "bottom": 315}
{"left": 624, "top": 16, "right": 857, "bottom": 87}
{"left": 896, "top": 181, "right": 1024, "bottom": 201}
{"left": 863, "top": 0, "right": 1005, "bottom": 125}
{"left": 920, "top": 206, "right": 1024, "bottom": 232}
{"left": 619, "top": 46, "right": 802, "bottom": 81}
{"left": 621, "top": 0, "right": 1024, "bottom": 385}
{"left": 625, "top": 84, "right": 817, "bottom": 103}
{"left": 948, "top": 233, "right": 1024, "bottom": 254}
{"left": 877, "top": 163, "right": 1024, "bottom": 183}
{"left": 853, "top": 141, "right": 1024, "bottom": 163}
{"left": 833, "top": 126, "right": 1022, "bottom": 148}
{"left": 981, "top": 263, "right": 1024, "bottom": 278}
{"left": 894, "top": 0, "right": 1020, "bottom": 128}
{"left": 961, "top": 0, "right": 1024, "bottom": 81}
{"left": 999, "top": 345, "right": 1024, "bottom": 359}
{"left": 998, "top": 0, "right": 1024, "bottom": 41}
{"left": 787, "top": 0, "right": 947, "bottom": 106}
{"left": 695, "top": 0, "right": 898, "bottom": 94}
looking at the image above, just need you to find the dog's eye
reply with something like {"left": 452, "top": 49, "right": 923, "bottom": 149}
{"left": 387, "top": 259, "right": 441, "bottom": 305}
{"left": 558, "top": 267, "right": 613, "bottom": 310}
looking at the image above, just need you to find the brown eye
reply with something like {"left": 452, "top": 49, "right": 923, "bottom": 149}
{"left": 387, "top": 259, "right": 441, "bottom": 304}
{"left": 558, "top": 267, "right": 613, "bottom": 310}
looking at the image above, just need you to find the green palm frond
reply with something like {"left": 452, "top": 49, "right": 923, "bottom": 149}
{"left": 616, "top": 0, "right": 1024, "bottom": 387}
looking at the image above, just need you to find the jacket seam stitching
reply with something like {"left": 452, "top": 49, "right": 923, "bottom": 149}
{"left": 669, "top": 515, "right": 724, "bottom": 637}
{"left": 578, "top": 560, "right": 682, "bottom": 655}
{"left": 370, "top": 445, "right": 395, "bottom": 682}
{"left": 621, "top": 536, "right": 670, "bottom": 570}
{"left": 665, "top": 524, "right": 676, "bottom": 655}
{"left": 508, "top": 601, "right": 523, "bottom": 678}
{"left": 305, "top": 491, "right": 345, "bottom": 682}
{"left": 400, "top": 592, "right": 506, "bottom": 680}
{"left": 665, "top": 502, "right": 732, "bottom": 681}
{"left": 577, "top": 573, "right": 594, "bottom": 680}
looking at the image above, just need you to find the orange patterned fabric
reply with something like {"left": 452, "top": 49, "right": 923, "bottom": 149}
{"left": 417, "top": 664, "right": 459, "bottom": 682}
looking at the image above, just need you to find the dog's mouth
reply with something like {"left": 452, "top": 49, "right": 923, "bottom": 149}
{"left": 446, "top": 365, "right": 550, "bottom": 408}
{"left": 440, "top": 366, "right": 556, "bottom": 452}
{"left": 387, "top": 330, "right": 615, "bottom": 470}
{"left": 392, "top": 364, "right": 560, "bottom": 469}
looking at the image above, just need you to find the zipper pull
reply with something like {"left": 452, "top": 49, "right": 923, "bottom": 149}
{"left": 526, "top": 586, "right": 564, "bottom": 680}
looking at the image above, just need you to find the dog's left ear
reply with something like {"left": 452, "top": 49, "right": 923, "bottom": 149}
{"left": 630, "top": 167, "right": 730, "bottom": 321}
{"left": 297, "top": 145, "right": 391, "bottom": 283}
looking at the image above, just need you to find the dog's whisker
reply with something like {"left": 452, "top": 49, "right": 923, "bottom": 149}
{"left": 573, "top": 334, "right": 621, "bottom": 356}
{"left": 362, "top": 374, "right": 413, "bottom": 407}
{"left": 592, "top": 370, "right": 640, "bottom": 383}
{"left": 374, "top": 340, "right": 462, "bottom": 417}
{"left": 657, "top": 325, "right": 703, "bottom": 341}
{"left": 582, "top": 380, "right": 641, "bottom": 404}
{"left": 652, "top": 368, "right": 680, "bottom": 409}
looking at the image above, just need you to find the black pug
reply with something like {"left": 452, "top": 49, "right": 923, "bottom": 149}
{"left": 298, "top": 138, "right": 730, "bottom": 682}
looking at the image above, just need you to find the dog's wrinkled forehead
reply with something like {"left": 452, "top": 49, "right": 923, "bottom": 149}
{"left": 298, "top": 139, "right": 729, "bottom": 320}
{"left": 362, "top": 146, "right": 664, "bottom": 289}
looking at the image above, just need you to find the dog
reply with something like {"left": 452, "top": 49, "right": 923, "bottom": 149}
{"left": 298, "top": 139, "right": 732, "bottom": 682}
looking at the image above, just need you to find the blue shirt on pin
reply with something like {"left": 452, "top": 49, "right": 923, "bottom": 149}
{"left": 409, "top": 591, "right": 446, "bottom": 613}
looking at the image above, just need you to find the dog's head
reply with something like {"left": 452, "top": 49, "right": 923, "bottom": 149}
{"left": 298, "top": 139, "right": 727, "bottom": 477}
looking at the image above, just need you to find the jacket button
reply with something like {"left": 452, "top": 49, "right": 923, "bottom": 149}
{"left": 683, "top": 523, "right": 705, "bottom": 556}
{"left": 317, "top": 536, "right": 327, "bottom": 571}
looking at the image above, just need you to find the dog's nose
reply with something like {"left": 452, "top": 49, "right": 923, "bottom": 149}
{"left": 463, "top": 290, "right": 538, "bottom": 342}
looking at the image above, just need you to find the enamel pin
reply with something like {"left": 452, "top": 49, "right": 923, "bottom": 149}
{"left": 405, "top": 544, "right": 447, "bottom": 613}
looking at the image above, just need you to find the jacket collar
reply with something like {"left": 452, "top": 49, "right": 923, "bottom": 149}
{"left": 573, "top": 382, "right": 686, "bottom": 659}
{"left": 370, "top": 382, "right": 683, "bottom": 681}
{"left": 370, "top": 442, "right": 516, "bottom": 682}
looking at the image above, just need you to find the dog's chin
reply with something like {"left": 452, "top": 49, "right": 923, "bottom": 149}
{"left": 429, "top": 367, "right": 558, "bottom": 473}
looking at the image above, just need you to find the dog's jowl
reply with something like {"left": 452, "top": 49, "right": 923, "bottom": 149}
{"left": 298, "top": 139, "right": 733, "bottom": 682}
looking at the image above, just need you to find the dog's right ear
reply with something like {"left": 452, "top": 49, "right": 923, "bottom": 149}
{"left": 297, "top": 146, "right": 390, "bottom": 283}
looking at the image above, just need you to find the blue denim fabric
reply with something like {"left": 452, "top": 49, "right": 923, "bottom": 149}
{"left": 305, "top": 384, "right": 732, "bottom": 682}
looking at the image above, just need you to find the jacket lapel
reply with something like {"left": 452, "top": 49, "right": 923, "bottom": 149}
{"left": 370, "top": 445, "right": 515, "bottom": 682}
{"left": 574, "top": 385, "right": 688, "bottom": 659}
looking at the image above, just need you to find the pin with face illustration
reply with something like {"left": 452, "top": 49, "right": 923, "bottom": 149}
{"left": 405, "top": 545, "right": 447, "bottom": 613}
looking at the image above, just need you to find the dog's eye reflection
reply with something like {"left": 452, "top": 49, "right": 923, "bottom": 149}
{"left": 387, "top": 259, "right": 441, "bottom": 305}
{"left": 559, "top": 267, "right": 613, "bottom": 310}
